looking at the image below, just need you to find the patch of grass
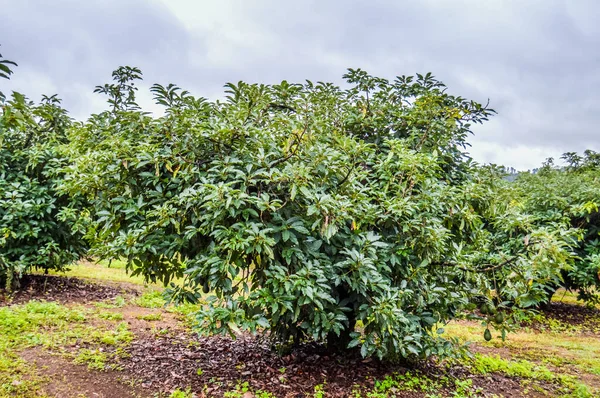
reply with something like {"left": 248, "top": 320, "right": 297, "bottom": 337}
{"left": 373, "top": 371, "right": 441, "bottom": 394}
{"left": 36, "top": 260, "right": 151, "bottom": 286}
{"left": 97, "top": 311, "right": 124, "bottom": 321}
{"left": 137, "top": 313, "right": 162, "bottom": 321}
{"left": 0, "top": 301, "right": 88, "bottom": 349}
{"left": 74, "top": 348, "right": 108, "bottom": 371}
{"left": 91, "top": 322, "right": 134, "bottom": 346}
{"left": 0, "top": 301, "right": 90, "bottom": 397}
{"left": 470, "top": 354, "right": 594, "bottom": 397}
{"left": 166, "top": 302, "right": 202, "bottom": 327}
{"left": 445, "top": 319, "right": 600, "bottom": 381}
{"left": 136, "top": 290, "right": 165, "bottom": 309}
{"left": 0, "top": 374, "right": 49, "bottom": 398}
{"left": 552, "top": 289, "right": 600, "bottom": 309}
{"left": 222, "top": 381, "right": 276, "bottom": 398}
{"left": 471, "top": 354, "right": 554, "bottom": 380}
{"left": 349, "top": 372, "right": 485, "bottom": 398}
{"left": 94, "top": 295, "right": 126, "bottom": 309}
{"left": 168, "top": 387, "right": 194, "bottom": 398}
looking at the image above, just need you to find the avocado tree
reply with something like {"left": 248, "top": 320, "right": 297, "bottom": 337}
{"left": 509, "top": 151, "right": 600, "bottom": 305}
{"left": 0, "top": 51, "right": 88, "bottom": 289}
{"left": 64, "top": 67, "right": 572, "bottom": 360}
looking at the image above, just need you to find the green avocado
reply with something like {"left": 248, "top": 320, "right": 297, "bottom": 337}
{"left": 202, "top": 281, "right": 210, "bottom": 294}
{"left": 494, "top": 312, "right": 505, "bottom": 324}
{"left": 484, "top": 328, "right": 492, "bottom": 341}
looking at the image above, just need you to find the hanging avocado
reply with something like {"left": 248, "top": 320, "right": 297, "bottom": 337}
{"left": 494, "top": 312, "right": 505, "bottom": 324}
{"left": 479, "top": 303, "right": 490, "bottom": 315}
{"left": 202, "top": 280, "right": 210, "bottom": 294}
{"left": 484, "top": 328, "right": 492, "bottom": 341}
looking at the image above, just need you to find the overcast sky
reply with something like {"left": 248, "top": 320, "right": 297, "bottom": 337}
{"left": 1, "top": 0, "right": 599, "bottom": 170}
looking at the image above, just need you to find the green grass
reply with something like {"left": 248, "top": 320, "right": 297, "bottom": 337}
{"left": 469, "top": 354, "right": 594, "bottom": 397}
{"left": 94, "top": 295, "right": 127, "bottom": 309}
{"left": 97, "top": 311, "right": 124, "bottom": 321}
{"left": 135, "top": 290, "right": 166, "bottom": 309}
{"left": 74, "top": 348, "right": 109, "bottom": 371}
{"left": 10, "top": 262, "right": 600, "bottom": 398}
{"left": 37, "top": 259, "right": 187, "bottom": 288}
{"left": 36, "top": 260, "right": 151, "bottom": 286}
{"left": 0, "top": 301, "right": 135, "bottom": 397}
{"left": 0, "top": 301, "right": 88, "bottom": 397}
{"left": 137, "top": 313, "right": 162, "bottom": 321}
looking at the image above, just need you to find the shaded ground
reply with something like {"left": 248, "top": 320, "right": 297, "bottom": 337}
{"left": 123, "top": 331, "right": 541, "bottom": 397}
{"left": 2, "top": 265, "right": 600, "bottom": 397}
{"left": 0, "top": 274, "right": 138, "bottom": 306}
{"left": 535, "top": 302, "right": 600, "bottom": 334}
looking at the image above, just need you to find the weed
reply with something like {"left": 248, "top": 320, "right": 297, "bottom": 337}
{"left": 137, "top": 312, "right": 162, "bottom": 321}
{"left": 74, "top": 348, "right": 108, "bottom": 371}
{"left": 92, "top": 322, "right": 134, "bottom": 346}
{"left": 98, "top": 311, "right": 124, "bottom": 321}
{"left": 314, "top": 382, "right": 326, "bottom": 398}
{"left": 222, "top": 382, "right": 276, "bottom": 398}
{"left": 136, "top": 290, "right": 166, "bottom": 308}
{"left": 470, "top": 354, "right": 594, "bottom": 397}
{"left": 168, "top": 387, "right": 194, "bottom": 398}
{"left": 94, "top": 295, "right": 126, "bottom": 309}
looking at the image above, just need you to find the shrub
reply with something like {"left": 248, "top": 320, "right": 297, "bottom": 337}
{"left": 0, "top": 51, "right": 88, "bottom": 289}
{"left": 63, "top": 67, "right": 571, "bottom": 360}
{"left": 508, "top": 152, "right": 600, "bottom": 305}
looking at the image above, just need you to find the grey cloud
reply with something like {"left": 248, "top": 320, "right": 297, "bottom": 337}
{"left": 1, "top": 0, "right": 197, "bottom": 114}
{"left": 1, "top": 0, "right": 599, "bottom": 169}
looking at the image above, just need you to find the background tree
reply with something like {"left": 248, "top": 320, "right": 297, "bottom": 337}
{"left": 0, "top": 51, "right": 88, "bottom": 289}
{"left": 509, "top": 151, "right": 600, "bottom": 305}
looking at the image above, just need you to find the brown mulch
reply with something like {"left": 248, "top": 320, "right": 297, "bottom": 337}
{"left": 121, "top": 331, "right": 538, "bottom": 398}
{"left": 124, "top": 332, "right": 415, "bottom": 397}
{"left": 0, "top": 274, "right": 138, "bottom": 306}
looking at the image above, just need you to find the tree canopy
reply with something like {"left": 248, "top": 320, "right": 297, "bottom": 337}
{"left": 0, "top": 51, "right": 88, "bottom": 288}
{"left": 59, "top": 67, "right": 574, "bottom": 360}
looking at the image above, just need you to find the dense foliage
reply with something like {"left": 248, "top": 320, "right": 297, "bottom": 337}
{"left": 3, "top": 42, "right": 593, "bottom": 359}
{"left": 508, "top": 151, "right": 600, "bottom": 305}
{"left": 61, "top": 67, "right": 575, "bottom": 360}
{"left": 0, "top": 52, "right": 88, "bottom": 289}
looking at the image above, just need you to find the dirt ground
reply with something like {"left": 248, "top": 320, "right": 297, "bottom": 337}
{"left": 1, "top": 267, "right": 599, "bottom": 397}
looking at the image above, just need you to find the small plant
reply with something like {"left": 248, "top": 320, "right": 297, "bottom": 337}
{"left": 137, "top": 312, "right": 162, "bottom": 321}
{"left": 136, "top": 290, "right": 166, "bottom": 309}
{"left": 92, "top": 322, "right": 134, "bottom": 346}
{"left": 223, "top": 381, "right": 250, "bottom": 397}
{"left": 94, "top": 296, "right": 126, "bottom": 309}
{"left": 452, "top": 378, "right": 481, "bottom": 398}
{"left": 313, "top": 382, "right": 326, "bottom": 398}
{"left": 74, "top": 348, "right": 108, "bottom": 371}
{"left": 98, "top": 311, "right": 124, "bottom": 321}
{"left": 168, "top": 387, "right": 194, "bottom": 398}
{"left": 196, "top": 368, "right": 203, "bottom": 376}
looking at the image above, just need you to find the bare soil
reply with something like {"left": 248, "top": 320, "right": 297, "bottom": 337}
{"left": 19, "top": 348, "right": 144, "bottom": 398}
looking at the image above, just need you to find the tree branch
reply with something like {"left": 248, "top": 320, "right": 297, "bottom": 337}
{"left": 268, "top": 120, "right": 309, "bottom": 168}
